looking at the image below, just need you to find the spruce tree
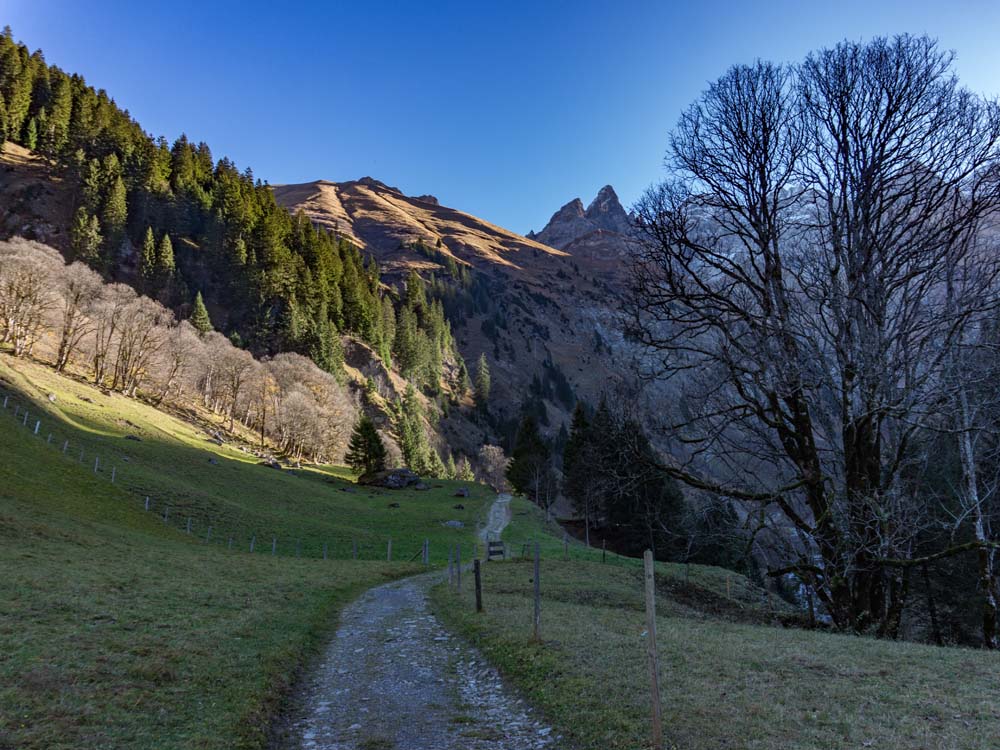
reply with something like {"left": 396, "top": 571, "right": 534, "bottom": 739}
{"left": 0, "top": 92, "right": 8, "bottom": 148}
{"left": 190, "top": 291, "right": 213, "bottom": 334}
{"left": 563, "top": 402, "right": 598, "bottom": 545}
{"left": 155, "top": 233, "right": 175, "bottom": 285}
{"left": 345, "top": 415, "right": 387, "bottom": 475}
{"left": 23, "top": 115, "right": 37, "bottom": 150}
{"left": 506, "top": 414, "right": 551, "bottom": 500}
{"left": 139, "top": 227, "right": 156, "bottom": 290}
{"left": 446, "top": 453, "right": 458, "bottom": 480}
{"left": 70, "top": 207, "right": 101, "bottom": 264}
{"left": 475, "top": 353, "right": 491, "bottom": 408}
{"left": 101, "top": 174, "right": 127, "bottom": 259}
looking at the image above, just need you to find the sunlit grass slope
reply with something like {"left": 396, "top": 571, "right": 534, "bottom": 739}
{"left": 0, "top": 354, "right": 492, "bottom": 749}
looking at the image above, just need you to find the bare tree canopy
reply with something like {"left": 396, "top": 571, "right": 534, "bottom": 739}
{"left": 628, "top": 35, "right": 1000, "bottom": 635}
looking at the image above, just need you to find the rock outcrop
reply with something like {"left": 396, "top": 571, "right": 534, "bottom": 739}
{"left": 533, "top": 185, "right": 633, "bottom": 250}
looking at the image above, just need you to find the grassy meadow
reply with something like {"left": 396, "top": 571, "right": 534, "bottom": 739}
{"left": 0, "top": 354, "right": 491, "bottom": 749}
{"left": 433, "top": 542, "right": 1000, "bottom": 750}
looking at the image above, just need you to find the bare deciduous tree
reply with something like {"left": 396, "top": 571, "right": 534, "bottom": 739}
{"left": 628, "top": 36, "right": 1000, "bottom": 634}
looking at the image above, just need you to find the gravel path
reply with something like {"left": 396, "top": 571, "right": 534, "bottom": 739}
{"left": 274, "top": 494, "right": 559, "bottom": 750}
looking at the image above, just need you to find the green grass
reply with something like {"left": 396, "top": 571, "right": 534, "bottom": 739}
{"left": 0, "top": 354, "right": 493, "bottom": 749}
{"left": 432, "top": 557, "right": 1000, "bottom": 749}
{"left": 500, "top": 495, "right": 774, "bottom": 607}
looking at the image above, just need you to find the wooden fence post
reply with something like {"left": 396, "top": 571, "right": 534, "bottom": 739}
{"left": 250, "top": 535, "right": 256, "bottom": 553}
{"left": 186, "top": 517, "right": 192, "bottom": 534}
{"left": 46, "top": 433, "right": 52, "bottom": 444}
{"left": 474, "top": 559, "right": 483, "bottom": 612}
{"left": 163, "top": 506, "right": 169, "bottom": 522}
{"left": 144, "top": 496, "right": 150, "bottom": 511}
{"left": 533, "top": 541, "right": 541, "bottom": 641}
{"left": 62, "top": 439, "right": 68, "bottom": 453}
{"left": 94, "top": 456, "right": 99, "bottom": 474}
{"left": 111, "top": 467, "right": 116, "bottom": 483}
{"left": 33, "top": 420, "right": 40, "bottom": 435}
{"left": 206, "top": 526, "right": 212, "bottom": 543}
{"left": 272, "top": 537, "right": 276, "bottom": 555}
{"left": 228, "top": 537, "right": 233, "bottom": 550}
{"left": 643, "top": 549, "right": 664, "bottom": 750}
{"left": 387, "top": 537, "right": 392, "bottom": 562}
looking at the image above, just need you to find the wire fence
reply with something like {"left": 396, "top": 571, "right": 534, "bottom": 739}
{"left": 0, "top": 385, "right": 475, "bottom": 566}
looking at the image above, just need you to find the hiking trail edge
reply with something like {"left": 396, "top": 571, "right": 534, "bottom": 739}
{"left": 275, "top": 493, "right": 560, "bottom": 750}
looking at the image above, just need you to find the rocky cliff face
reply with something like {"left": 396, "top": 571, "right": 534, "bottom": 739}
{"left": 532, "top": 185, "right": 634, "bottom": 250}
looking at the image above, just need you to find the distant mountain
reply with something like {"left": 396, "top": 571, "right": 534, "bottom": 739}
{"left": 272, "top": 177, "right": 565, "bottom": 275}
{"left": 530, "top": 185, "right": 634, "bottom": 249}
{"left": 274, "top": 178, "right": 656, "bottom": 459}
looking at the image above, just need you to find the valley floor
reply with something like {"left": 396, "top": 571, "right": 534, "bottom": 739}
{"left": 432, "top": 534, "right": 1000, "bottom": 750}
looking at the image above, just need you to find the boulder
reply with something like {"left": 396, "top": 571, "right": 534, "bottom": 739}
{"left": 358, "top": 468, "right": 421, "bottom": 489}
{"left": 414, "top": 482, "right": 431, "bottom": 491}
{"left": 453, "top": 503, "right": 465, "bottom": 510}
{"left": 453, "top": 487, "right": 470, "bottom": 498}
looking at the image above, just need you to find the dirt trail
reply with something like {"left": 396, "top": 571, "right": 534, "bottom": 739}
{"left": 275, "top": 495, "right": 558, "bottom": 750}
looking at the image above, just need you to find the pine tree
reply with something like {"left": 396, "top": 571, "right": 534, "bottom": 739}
{"left": 345, "top": 415, "right": 387, "bottom": 475}
{"left": 70, "top": 207, "right": 101, "bottom": 264}
{"left": 155, "top": 233, "right": 175, "bottom": 285}
{"left": 475, "top": 353, "right": 491, "bottom": 408}
{"left": 139, "top": 227, "right": 156, "bottom": 290}
{"left": 190, "top": 291, "right": 213, "bottom": 334}
{"left": 446, "top": 453, "right": 458, "bottom": 480}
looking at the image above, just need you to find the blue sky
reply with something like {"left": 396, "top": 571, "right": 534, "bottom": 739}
{"left": 6, "top": 1, "right": 1000, "bottom": 233}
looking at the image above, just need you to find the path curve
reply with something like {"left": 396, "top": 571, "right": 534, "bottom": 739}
{"left": 275, "top": 495, "right": 557, "bottom": 750}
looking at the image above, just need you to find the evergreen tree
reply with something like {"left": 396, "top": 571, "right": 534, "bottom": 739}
{"left": 190, "top": 291, "right": 213, "bottom": 334}
{"left": 506, "top": 414, "right": 551, "bottom": 502}
{"left": 475, "top": 353, "right": 491, "bottom": 408}
{"left": 23, "top": 114, "right": 36, "bottom": 150}
{"left": 446, "top": 453, "right": 458, "bottom": 480}
{"left": 139, "top": 227, "right": 157, "bottom": 290}
{"left": 345, "top": 415, "right": 387, "bottom": 475}
{"left": 427, "top": 449, "right": 447, "bottom": 479}
{"left": 101, "top": 174, "right": 127, "bottom": 261}
{"left": 397, "top": 383, "right": 431, "bottom": 473}
{"left": 563, "top": 402, "right": 599, "bottom": 545}
{"left": 457, "top": 456, "right": 476, "bottom": 482}
{"left": 155, "top": 232, "right": 175, "bottom": 285}
{"left": 0, "top": 92, "right": 8, "bottom": 147}
{"left": 70, "top": 206, "right": 101, "bottom": 264}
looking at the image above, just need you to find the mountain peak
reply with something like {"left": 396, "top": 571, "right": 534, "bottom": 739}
{"left": 535, "top": 185, "right": 632, "bottom": 250}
